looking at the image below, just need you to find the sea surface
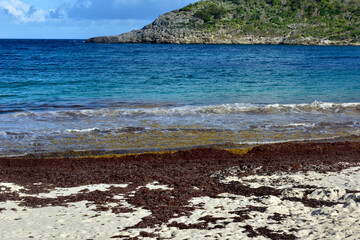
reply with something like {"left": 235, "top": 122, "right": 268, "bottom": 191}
{"left": 1, "top": 39, "right": 360, "bottom": 156}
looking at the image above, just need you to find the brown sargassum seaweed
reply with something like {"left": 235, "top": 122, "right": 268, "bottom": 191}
{"left": 0, "top": 141, "right": 359, "bottom": 239}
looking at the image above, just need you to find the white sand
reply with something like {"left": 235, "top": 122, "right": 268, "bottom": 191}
{"left": 1, "top": 167, "right": 360, "bottom": 239}
{"left": 1, "top": 183, "right": 129, "bottom": 198}
{"left": 0, "top": 184, "right": 151, "bottom": 240}
{"left": 144, "top": 181, "right": 174, "bottom": 190}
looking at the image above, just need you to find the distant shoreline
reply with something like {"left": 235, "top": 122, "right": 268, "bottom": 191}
{"left": 86, "top": 35, "right": 360, "bottom": 46}
{"left": 1, "top": 38, "right": 358, "bottom": 46}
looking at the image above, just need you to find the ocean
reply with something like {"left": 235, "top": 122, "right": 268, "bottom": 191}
{"left": 1, "top": 39, "right": 360, "bottom": 156}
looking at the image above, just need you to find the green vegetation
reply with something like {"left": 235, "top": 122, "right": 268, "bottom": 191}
{"left": 175, "top": 0, "right": 360, "bottom": 41}
{"left": 193, "top": 3, "right": 228, "bottom": 22}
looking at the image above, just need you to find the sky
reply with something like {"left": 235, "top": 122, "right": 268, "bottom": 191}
{"left": 0, "top": 0, "right": 198, "bottom": 39}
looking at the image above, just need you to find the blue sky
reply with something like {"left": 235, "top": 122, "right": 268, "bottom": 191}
{"left": 0, "top": 0, "right": 197, "bottom": 39}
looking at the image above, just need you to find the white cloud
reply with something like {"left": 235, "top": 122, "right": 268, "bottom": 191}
{"left": 0, "top": 0, "right": 199, "bottom": 38}
{"left": 0, "top": 0, "right": 47, "bottom": 22}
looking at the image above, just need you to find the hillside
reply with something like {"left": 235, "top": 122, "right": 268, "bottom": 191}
{"left": 86, "top": 0, "right": 360, "bottom": 45}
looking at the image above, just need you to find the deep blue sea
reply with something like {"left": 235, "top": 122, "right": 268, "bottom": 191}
{"left": 1, "top": 39, "right": 360, "bottom": 156}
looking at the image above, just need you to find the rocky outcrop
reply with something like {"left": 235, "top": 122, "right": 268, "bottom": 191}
{"left": 86, "top": 29, "right": 359, "bottom": 46}
{"left": 86, "top": 0, "right": 360, "bottom": 46}
{"left": 86, "top": 33, "right": 360, "bottom": 45}
{"left": 86, "top": 11, "right": 211, "bottom": 44}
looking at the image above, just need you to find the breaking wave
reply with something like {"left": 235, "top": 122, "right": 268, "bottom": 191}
{"left": 7, "top": 101, "right": 360, "bottom": 119}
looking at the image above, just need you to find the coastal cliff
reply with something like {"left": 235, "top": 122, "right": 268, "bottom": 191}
{"left": 86, "top": 0, "right": 360, "bottom": 45}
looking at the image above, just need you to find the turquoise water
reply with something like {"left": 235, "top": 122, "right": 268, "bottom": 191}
{"left": 1, "top": 39, "right": 360, "bottom": 156}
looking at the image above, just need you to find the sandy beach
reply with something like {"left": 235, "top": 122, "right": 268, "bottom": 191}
{"left": 1, "top": 141, "right": 360, "bottom": 239}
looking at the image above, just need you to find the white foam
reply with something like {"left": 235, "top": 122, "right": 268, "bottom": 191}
{"left": 238, "top": 136, "right": 338, "bottom": 145}
{"left": 6, "top": 101, "right": 360, "bottom": 119}
{"left": 65, "top": 127, "right": 100, "bottom": 133}
{"left": 285, "top": 123, "right": 316, "bottom": 127}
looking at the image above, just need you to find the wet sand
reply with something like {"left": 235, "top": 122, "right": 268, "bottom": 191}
{"left": 0, "top": 141, "right": 360, "bottom": 239}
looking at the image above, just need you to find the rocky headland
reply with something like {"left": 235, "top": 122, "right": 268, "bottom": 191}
{"left": 86, "top": 0, "right": 360, "bottom": 45}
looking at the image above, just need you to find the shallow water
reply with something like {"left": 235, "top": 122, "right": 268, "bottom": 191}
{"left": 1, "top": 40, "right": 360, "bottom": 156}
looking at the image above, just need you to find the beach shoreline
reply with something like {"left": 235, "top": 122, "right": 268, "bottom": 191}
{"left": 1, "top": 141, "right": 359, "bottom": 239}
